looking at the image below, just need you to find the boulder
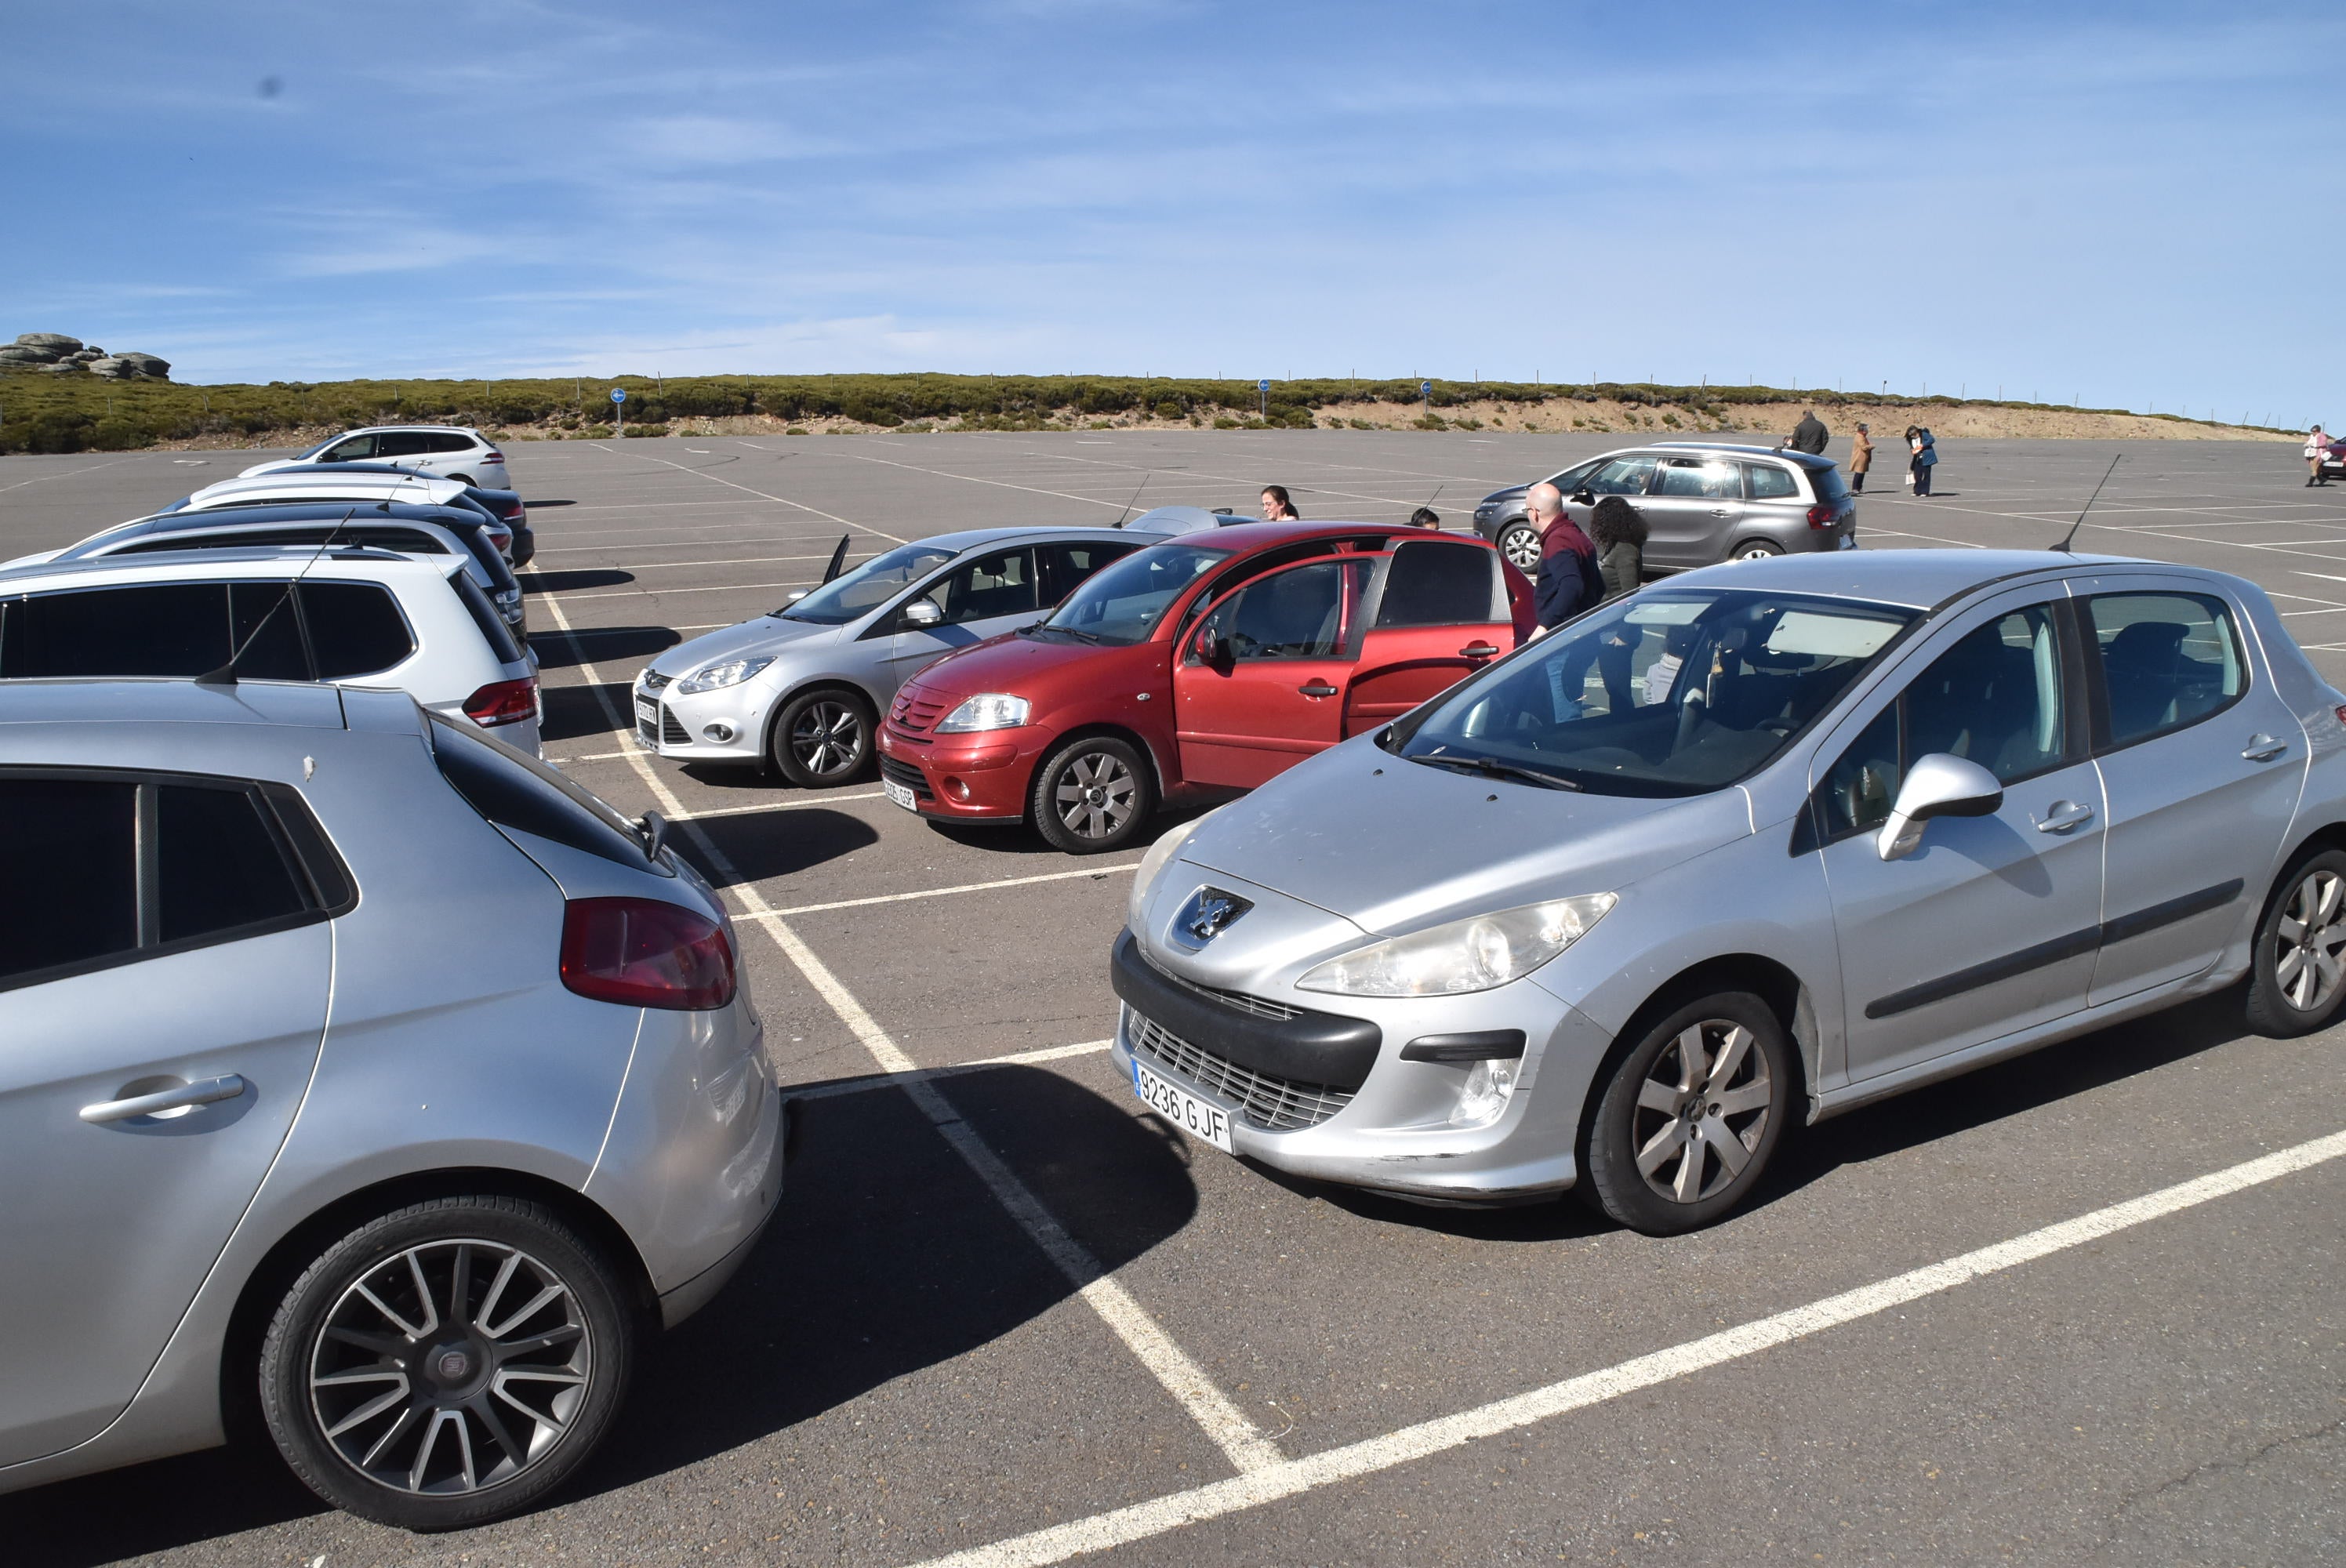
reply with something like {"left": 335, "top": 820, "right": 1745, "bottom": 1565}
{"left": 73, "top": 347, "right": 103, "bottom": 360}
{"left": 37, "top": 361, "right": 84, "bottom": 373}
{"left": 14, "top": 332, "right": 82, "bottom": 354}
{"left": 114, "top": 351, "right": 169, "bottom": 379}
{"left": 85, "top": 357, "right": 134, "bottom": 379}
{"left": 0, "top": 344, "right": 60, "bottom": 364}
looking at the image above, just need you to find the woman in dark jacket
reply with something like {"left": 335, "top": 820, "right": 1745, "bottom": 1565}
{"left": 1586, "top": 495, "right": 1647, "bottom": 601}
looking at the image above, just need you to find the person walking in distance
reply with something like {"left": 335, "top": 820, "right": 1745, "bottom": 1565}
{"left": 1258, "top": 485, "right": 1301, "bottom": 521}
{"left": 2308, "top": 425, "right": 2333, "bottom": 487}
{"left": 1848, "top": 422, "right": 1874, "bottom": 493}
{"left": 1788, "top": 408, "right": 1829, "bottom": 455}
{"left": 1913, "top": 426, "right": 1938, "bottom": 497}
{"left": 1528, "top": 482, "right": 1603, "bottom": 630}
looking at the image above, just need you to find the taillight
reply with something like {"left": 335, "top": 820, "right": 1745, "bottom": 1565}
{"left": 560, "top": 897, "right": 735, "bottom": 1010}
{"left": 483, "top": 449, "right": 505, "bottom": 462}
{"left": 1805, "top": 503, "right": 1837, "bottom": 529}
{"left": 488, "top": 528, "right": 514, "bottom": 552}
{"left": 464, "top": 675, "right": 538, "bottom": 728}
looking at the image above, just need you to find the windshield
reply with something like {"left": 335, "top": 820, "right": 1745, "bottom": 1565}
{"left": 1038, "top": 542, "right": 1231, "bottom": 645}
{"left": 777, "top": 542, "right": 957, "bottom": 625}
{"left": 1395, "top": 589, "right": 1915, "bottom": 797}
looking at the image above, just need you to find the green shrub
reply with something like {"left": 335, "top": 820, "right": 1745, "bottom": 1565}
{"left": 1153, "top": 400, "right": 1182, "bottom": 421}
{"left": 89, "top": 417, "right": 152, "bottom": 450}
{"left": 786, "top": 426, "right": 809, "bottom": 435}
{"left": 625, "top": 423, "right": 670, "bottom": 438}
{"left": 1212, "top": 416, "right": 1242, "bottom": 430}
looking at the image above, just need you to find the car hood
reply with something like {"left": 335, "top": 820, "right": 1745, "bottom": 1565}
{"left": 238, "top": 458, "right": 298, "bottom": 477}
{"left": 648, "top": 615, "right": 840, "bottom": 680}
{"left": 1177, "top": 739, "right": 1753, "bottom": 935}
{"left": 1480, "top": 484, "right": 1528, "bottom": 506}
{"left": 900, "top": 628, "right": 1095, "bottom": 698}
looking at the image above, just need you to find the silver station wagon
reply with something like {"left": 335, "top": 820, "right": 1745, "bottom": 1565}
{"left": 1117, "top": 550, "right": 2346, "bottom": 1232}
{"left": 636, "top": 526, "right": 1162, "bottom": 786}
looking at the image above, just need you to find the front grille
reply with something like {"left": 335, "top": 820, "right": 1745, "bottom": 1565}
{"left": 1128, "top": 1009, "right": 1353, "bottom": 1132}
{"left": 878, "top": 754, "right": 934, "bottom": 801}
{"left": 888, "top": 688, "right": 949, "bottom": 734}
{"left": 1138, "top": 945, "right": 1298, "bottom": 1020}
{"left": 660, "top": 704, "right": 689, "bottom": 746}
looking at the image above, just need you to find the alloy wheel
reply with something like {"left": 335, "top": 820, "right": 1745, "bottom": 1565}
{"left": 307, "top": 1239, "right": 593, "bottom": 1497}
{"left": 1629, "top": 1018, "right": 1774, "bottom": 1205}
{"left": 790, "top": 700, "right": 863, "bottom": 777}
{"left": 2274, "top": 866, "right": 2346, "bottom": 1012}
{"left": 1734, "top": 542, "right": 1782, "bottom": 562}
{"left": 1054, "top": 752, "right": 1136, "bottom": 840}
{"left": 1501, "top": 524, "right": 1542, "bottom": 571}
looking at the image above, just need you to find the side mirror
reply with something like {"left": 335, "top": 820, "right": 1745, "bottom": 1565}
{"left": 1195, "top": 630, "right": 1231, "bottom": 669}
{"left": 901, "top": 597, "right": 943, "bottom": 629}
{"left": 1876, "top": 753, "right": 2003, "bottom": 861}
{"left": 1569, "top": 491, "right": 1594, "bottom": 506}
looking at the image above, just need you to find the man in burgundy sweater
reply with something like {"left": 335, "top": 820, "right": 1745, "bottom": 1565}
{"left": 1528, "top": 482, "right": 1603, "bottom": 630}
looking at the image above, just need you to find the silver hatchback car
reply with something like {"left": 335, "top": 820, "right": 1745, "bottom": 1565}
{"left": 1117, "top": 550, "right": 2346, "bottom": 1232}
{"left": 0, "top": 679, "right": 781, "bottom": 1528}
{"left": 637, "top": 525, "right": 1160, "bottom": 786}
{"left": 1473, "top": 441, "right": 1858, "bottom": 573}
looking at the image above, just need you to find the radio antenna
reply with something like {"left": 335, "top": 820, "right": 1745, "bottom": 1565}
{"left": 194, "top": 503, "right": 360, "bottom": 685}
{"left": 2050, "top": 455, "right": 2121, "bottom": 553}
{"left": 1112, "top": 471, "right": 1153, "bottom": 528}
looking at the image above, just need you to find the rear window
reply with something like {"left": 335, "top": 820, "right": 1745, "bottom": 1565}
{"left": 450, "top": 572, "right": 525, "bottom": 663}
{"left": 1742, "top": 463, "right": 1801, "bottom": 500}
{"left": 1806, "top": 464, "right": 1850, "bottom": 503}
{"left": 427, "top": 713, "right": 652, "bottom": 868}
{"left": 300, "top": 582, "right": 415, "bottom": 677}
{"left": 430, "top": 433, "right": 478, "bottom": 454}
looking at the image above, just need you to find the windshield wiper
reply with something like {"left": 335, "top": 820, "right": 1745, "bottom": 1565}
{"left": 1030, "top": 622, "right": 1104, "bottom": 644}
{"left": 1407, "top": 753, "right": 1583, "bottom": 791}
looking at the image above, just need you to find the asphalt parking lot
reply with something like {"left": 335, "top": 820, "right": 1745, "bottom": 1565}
{"left": 4, "top": 430, "right": 2343, "bottom": 1567}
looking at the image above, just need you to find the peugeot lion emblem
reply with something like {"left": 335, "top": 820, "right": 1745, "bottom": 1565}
{"left": 1175, "top": 887, "right": 1254, "bottom": 948}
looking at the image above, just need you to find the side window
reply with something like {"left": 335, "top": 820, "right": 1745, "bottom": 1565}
{"left": 300, "top": 583, "right": 416, "bottom": 677}
{"left": 374, "top": 432, "right": 431, "bottom": 459}
{"left": 1175, "top": 540, "right": 1339, "bottom": 641}
{"left": 1820, "top": 603, "right": 2070, "bottom": 841}
{"left": 0, "top": 777, "right": 138, "bottom": 983}
{"left": 323, "top": 435, "right": 376, "bottom": 462}
{"left": 158, "top": 783, "right": 310, "bottom": 942}
{"left": 1549, "top": 459, "right": 1603, "bottom": 493}
{"left": 1585, "top": 456, "right": 1659, "bottom": 496}
{"left": 1035, "top": 541, "right": 1138, "bottom": 605}
{"left": 1376, "top": 542, "right": 1500, "bottom": 628}
{"left": 1193, "top": 560, "right": 1349, "bottom": 661}
{"left": 4, "top": 583, "right": 231, "bottom": 677}
{"left": 1742, "top": 464, "right": 1799, "bottom": 500}
{"left": 1654, "top": 459, "right": 1739, "bottom": 499}
{"left": 2085, "top": 593, "right": 2244, "bottom": 746}
{"left": 936, "top": 548, "right": 1039, "bottom": 625}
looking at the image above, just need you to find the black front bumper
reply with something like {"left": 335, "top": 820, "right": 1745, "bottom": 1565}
{"left": 1110, "top": 930, "right": 1381, "bottom": 1091}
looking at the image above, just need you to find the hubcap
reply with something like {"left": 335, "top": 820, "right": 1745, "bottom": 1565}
{"left": 2275, "top": 868, "right": 2346, "bottom": 1012}
{"left": 790, "top": 702, "right": 863, "bottom": 776}
{"left": 307, "top": 1240, "right": 592, "bottom": 1496}
{"left": 1502, "top": 526, "right": 1542, "bottom": 571}
{"left": 1055, "top": 753, "right": 1135, "bottom": 839}
{"left": 1630, "top": 1020, "right": 1773, "bottom": 1205}
{"left": 1736, "top": 544, "right": 1779, "bottom": 562}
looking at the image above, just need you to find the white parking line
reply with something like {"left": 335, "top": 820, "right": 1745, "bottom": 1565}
{"left": 786, "top": 1040, "right": 1114, "bottom": 1101}
{"left": 910, "top": 1126, "right": 2346, "bottom": 1568}
{"left": 739, "top": 862, "right": 1143, "bottom": 918}
{"left": 534, "top": 598, "right": 1280, "bottom": 1476}
{"left": 586, "top": 441, "right": 911, "bottom": 544}
{"left": 670, "top": 791, "right": 888, "bottom": 818}
{"left": 547, "top": 578, "right": 817, "bottom": 601}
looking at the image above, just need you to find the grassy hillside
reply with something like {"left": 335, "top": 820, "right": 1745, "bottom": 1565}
{"left": 0, "top": 368, "right": 2282, "bottom": 455}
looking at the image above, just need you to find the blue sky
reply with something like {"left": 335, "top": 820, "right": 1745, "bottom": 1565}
{"left": 5, "top": 1, "right": 2339, "bottom": 421}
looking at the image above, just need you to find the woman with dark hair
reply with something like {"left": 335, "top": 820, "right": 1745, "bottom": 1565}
{"left": 1258, "top": 485, "right": 1300, "bottom": 521}
{"left": 1586, "top": 495, "right": 1647, "bottom": 601}
{"left": 1407, "top": 506, "right": 1441, "bottom": 529}
{"left": 1912, "top": 427, "right": 1937, "bottom": 497}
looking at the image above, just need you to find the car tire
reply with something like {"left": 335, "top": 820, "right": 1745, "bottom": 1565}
{"left": 257, "top": 1196, "right": 635, "bottom": 1532}
{"left": 1582, "top": 992, "right": 1791, "bottom": 1236}
{"left": 1730, "top": 540, "right": 1784, "bottom": 563}
{"left": 770, "top": 688, "right": 874, "bottom": 787}
{"left": 1498, "top": 521, "right": 1542, "bottom": 572}
{"left": 1030, "top": 735, "right": 1155, "bottom": 855}
{"left": 2244, "top": 848, "right": 2346, "bottom": 1036}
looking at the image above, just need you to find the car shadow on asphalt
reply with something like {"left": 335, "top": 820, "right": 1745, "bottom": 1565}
{"left": 537, "top": 681, "right": 636, "bottom": 743}
{"left": 0, "top": 1068, "right": 1200, "bottom": 1564}
{"left": 518, "top": 568, "right": 635, "bottom": 593}
{"left": 920, "top": 798, "right": 1229, "bottom": 861}
{"left": 675, "top": 808, "right": 880, "bottom": 887}
{"left": 528, "top": 625, "right": 678, "bottom": 670}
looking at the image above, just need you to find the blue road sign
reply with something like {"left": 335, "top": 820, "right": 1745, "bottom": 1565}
{"left": 1421, "top": 380, "right": 1432, "bottom": 397}
{"left": 1258, "top": 379, "right": 1271, "bottom": 391}
{"left": 610, "top": 387, "right": 626, "bottom": 404}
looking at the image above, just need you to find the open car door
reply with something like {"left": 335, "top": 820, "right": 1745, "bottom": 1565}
{"left": 1342, "top": 537, "right": 1516, "bottom": 737}
{"left": 1173, "top": 556, "right": 1372, "bottom": 789}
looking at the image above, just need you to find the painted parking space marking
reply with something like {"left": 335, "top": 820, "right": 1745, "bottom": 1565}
{"left": 739, "top": 862, "right": 1145, "bottom": 919}
{"left": 908, "top": 1127, "right": 2346, "bottom": 1568}
{"left": 785, "top": 1039, "right": 1114, "bottom": 1102}
{"left": 586, "top": 441, "right": 910, "bottom": 544}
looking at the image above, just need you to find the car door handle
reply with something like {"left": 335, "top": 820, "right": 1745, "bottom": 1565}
{"left": 1458, "top": 643, "right": 1501, "bottom": 659}
{"left": 1709, "top": 508, "right": 1733, "bottom": 517}
{"left": 1298, "top": 681, "right": 1340, "bottom": 699}
{"left": 2242, "top": 734, "right": 2289, "bottom": 761}
{"left": 2032, "top": 801, "right": 2095, "bottom": 833}
{"left": 80, "top": 1074, "right": 246, "bottom": 1125}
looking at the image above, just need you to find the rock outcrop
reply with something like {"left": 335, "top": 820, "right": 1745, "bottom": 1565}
{"left": 2, "top": 333, "right": 168, "bottom": 379}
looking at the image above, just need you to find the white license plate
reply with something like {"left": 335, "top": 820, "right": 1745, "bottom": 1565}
{"left": 882, "top": 778, "right": 917, "bottom": 812}
{"left": 1134, "top": 1060, "right": 1233, "bottom": 1153}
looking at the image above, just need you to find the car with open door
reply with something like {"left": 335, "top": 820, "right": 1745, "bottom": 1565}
{"left": 634, "top": 525, "right": 1163, "bottom": 787}
{"left": 876, "top": 521, "right": 1530, "bottom": 852}
{"left": 1112, "top": 548, "right": 2346, "bottom": 1230}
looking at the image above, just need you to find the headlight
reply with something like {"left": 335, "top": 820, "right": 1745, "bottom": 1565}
{"left": 1128, "top": 813, "right": 1210, "bottom": 929}
{"left": 1296, "top": 894, "right": 1617, "bottom": 997}
{"left": 935, "top": 693, "right": 1030, "bottom": 732}
{"left": 675, "top": 656, "right": 774, "bottom": 695}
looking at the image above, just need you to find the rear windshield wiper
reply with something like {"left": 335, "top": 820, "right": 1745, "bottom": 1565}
{"left": 1407, "top": 753, "right": 1583, "bottom": 791}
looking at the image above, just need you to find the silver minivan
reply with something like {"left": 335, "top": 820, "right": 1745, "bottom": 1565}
{"left": 1117, "top": 550, "right": 2345, "bottom": 1232}
{"left": 1473, "top": 441, "right": 1858, "bottom": 572}
{"left": 0, "top": 680, "right": 779, "bottom": 1528}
